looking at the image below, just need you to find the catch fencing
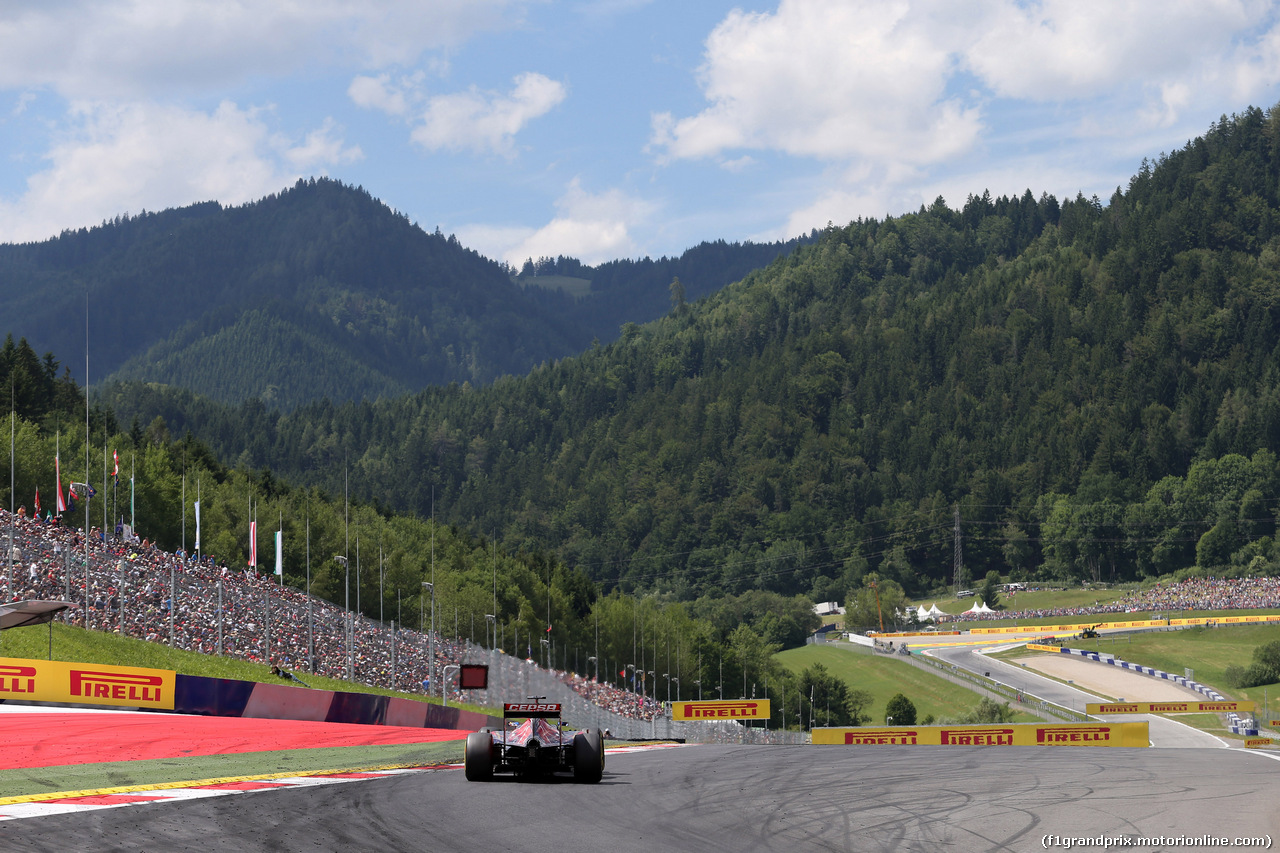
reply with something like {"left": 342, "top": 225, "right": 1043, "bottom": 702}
{"left": 468, "top": 646, "right": 809, "bottom": 743}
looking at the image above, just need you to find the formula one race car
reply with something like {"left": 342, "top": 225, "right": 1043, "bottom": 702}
{"left": 465, "top": 699, "right": 605, "bottom": 783}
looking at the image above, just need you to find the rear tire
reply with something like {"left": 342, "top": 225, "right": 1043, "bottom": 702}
{"left": 573, "top": 729, "right": 604, "bottom": 783}
{"left": 465, "top": 732, "right": 494, "bottom": 781}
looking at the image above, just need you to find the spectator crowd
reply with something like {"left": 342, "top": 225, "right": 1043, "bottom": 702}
{"left": 0, "top": 508, "right": 659, "bottom": 720}
{"left": 941, "top": 576, "right": 1280, "bottom": 623}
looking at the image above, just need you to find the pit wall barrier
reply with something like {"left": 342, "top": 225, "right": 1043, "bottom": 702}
{"left": 812, "top": 721, "right": 1149, "bottom": 747}
{"left": 0, "top": 656, "right": 500, "bottom": 731}
{"left": 1026, "top": 646, "right": 1258, "bottom": 736}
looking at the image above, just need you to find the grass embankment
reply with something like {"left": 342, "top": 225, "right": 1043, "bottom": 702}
{"left": 0, "top": 621, "right": 493, "bottom": 715}
{"left": 775, "top": 644, "right": 1041, "bottom": 724}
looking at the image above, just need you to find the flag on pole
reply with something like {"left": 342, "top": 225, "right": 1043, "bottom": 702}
{"left": 55, "top": 456, "right": 66, "bottom": 513}
{"left": 274, "top": 530, "right": 283, "bottom": 576}
{"left": 33, "top": 488, "right": 40, "bottom": 517}
{"left": 112, "top": 450, "right": 119, "bottom": 481}
{"left": 545, "top": 623, "right": 552, "bottom": 633}
{"left": 193, "top": 501, "right": 201, "bottom": 550}
{"left": 249, "top": 520, "right": 258, "bottom": 567}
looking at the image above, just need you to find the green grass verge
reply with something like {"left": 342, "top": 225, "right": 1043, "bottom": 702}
{"left": 775, "top": 644, "right": 1040, "bottom": 724}
{"left": 0, "top": 621, "right": 493, "bottom": 715}
{"left": 0, "top": 741, "right": 468, "bottom": 799}
{"left": 912, "top": 587, "right": 1131, "bottom": 617}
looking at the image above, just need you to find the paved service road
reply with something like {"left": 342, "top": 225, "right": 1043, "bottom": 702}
{"left": 7, "top": 745, "right": 1279, "bottom": 853}
{"left": 926, "top": 646, "right": 1227, "bottom": 749}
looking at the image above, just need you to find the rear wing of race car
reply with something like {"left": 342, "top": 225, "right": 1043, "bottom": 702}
{"left": 504, "top": 703, "right": 562, "bottom": 719}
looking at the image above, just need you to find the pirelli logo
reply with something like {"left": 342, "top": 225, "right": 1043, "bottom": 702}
{"left": 1089, "top": 701, "right": 1254, "bottom": 715}
{"left": 70, "top": 670, "right": 165, "bottom": 704}
{"left": 812, "top": 721, "right": 1149, "bottom": 747}
{"left": 845, "top": 729, "right": 918, "bottom": 745}
{"left": 0, "top": 663, "right": 37, "bottom": 696}
{"left": 670, "top": 699, "right": 771, "bottom": 721}
{"left": 941, "top": 727, "right": 1015, "bottom": 746}
{"left": 0, "top": 657, "right": 175, "bottom": 710}
{"left": 1037, "top": 726, "right": 1112, "bottom": 744}
{"left": 1245, "top": 738, "right": 1272, "bottom": 749}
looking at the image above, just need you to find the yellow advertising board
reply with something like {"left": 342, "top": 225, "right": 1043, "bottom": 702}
{"left": 1087, "top": 701, "right": 1254, "bottom": 714}
{"left": 1245, "top": 738, "right": 1272, "bottom": 748}
{"left": 670, "top": 699, "right": 771, "bottom": 721}
{"left": 0, "top": 657, "right": 175, "bottom": 710}
{"left": 812, "top": 721, "right": 1148, "bottom": 748}
{"left": 1026, "top": 643, "right": 1064, "bottom": 652}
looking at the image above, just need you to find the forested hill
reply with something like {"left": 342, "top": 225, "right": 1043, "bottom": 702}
{"left": 107, "top": 105, "right": 1280, "bottom": 601}
{"left": 0, "top": 180, "right": 808, "bottom": 409}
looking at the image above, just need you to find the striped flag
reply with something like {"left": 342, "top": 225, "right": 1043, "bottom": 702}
{"left": 274, "top": 530, "right": 283, "bottom": 576}
{"left": 249, "top": 520, "right": 258, "bottom": 567}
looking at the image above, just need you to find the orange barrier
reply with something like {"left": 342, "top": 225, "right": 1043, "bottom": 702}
{"left": 812, "top": 721, "right": 1148, "bottom": 747}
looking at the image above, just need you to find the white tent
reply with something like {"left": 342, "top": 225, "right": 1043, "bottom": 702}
{"left": 927, "top": 603, "right": 944, "bottom": 618}
{"left": 968, "top": 600, "right": 984, "bottom": 613}
{"left": 976, "top": 601, "right": 994, "bottom": 613}
{"left": 916, "top": 605, "right": 930, "bottom": 621}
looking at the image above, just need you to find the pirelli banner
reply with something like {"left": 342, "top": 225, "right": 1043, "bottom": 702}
{"left": 813, "top": 722, "right": 1149, "bottom": 748}
{"left": 1088, "top": 701, "right": 1254, "bottom": 714}
{"left": 0, "top": 657, "right": 175, "bottom": 710}
{"left": 671, "top": 699, "right": 771, "bottom": 721}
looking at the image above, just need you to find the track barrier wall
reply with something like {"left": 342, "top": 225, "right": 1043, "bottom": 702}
{"left": 812, "top": 721, "right": 1149, "bottom": 747}
{"left": 0, "top": 655, "right": 501, "bottom": 731}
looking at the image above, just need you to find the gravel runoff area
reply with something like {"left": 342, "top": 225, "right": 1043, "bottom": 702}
{"left": 1020, "top": 653, "right": 1211, "bottom": 701}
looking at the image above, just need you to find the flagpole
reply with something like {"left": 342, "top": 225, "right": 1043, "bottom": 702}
{"left": 8, "top": 377, "right": 14, "bottom": 602}
{"left": 130, "top": 452, "right": 134, "bottom": 533}
{"left": 84, "top": 289, "right": 90, "bottom": 630}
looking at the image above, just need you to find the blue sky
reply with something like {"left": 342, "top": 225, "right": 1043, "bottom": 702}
{"left": 2, "top": 1, "right": 1280, "bottom": 267}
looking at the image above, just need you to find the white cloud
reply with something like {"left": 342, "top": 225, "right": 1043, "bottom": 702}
{"left": 280, "top": 117, "right": 364, "bottom": 169}
{"left": 0, "top": 100, "right": 360, "bottom": 242}
{"left": 456, "top": 179, "right": 654, "bottom": 265}
{"left": 653, "top": 0, "right": 1280, "bottom": 245}
{"left": 654, "top": 0, "right": 1280, "bottom": 167}
{"left": 650, "top": 0, "right": 983, "bottom": 164}
{"left": 349, "top": 75, "right": 412, "bottom": 116}
{"left": 0, "top": 0, "right": 522, "bottom": 98}
{"left": 964, "top": 0, "right": 1260, "bottom": 103}
{"left": 410, "top": 72, "right": 566, "bottom": 157}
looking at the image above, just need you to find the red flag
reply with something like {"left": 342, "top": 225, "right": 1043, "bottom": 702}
{"left": 55, "top": 456, "right": 66, "bottom": 513}
{"left": 545, "top": 624, "right": 552, "bottom": 633}
{"left": 33, "top": 488, "right": 40, "bottom": 516}
{"left": 112, "top": 449, "right": 119, "bottom": 480}
{"left": 249, "top": 521, "right": 258, "bottom": 567}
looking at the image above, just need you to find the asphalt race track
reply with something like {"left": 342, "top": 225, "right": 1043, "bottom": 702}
{"left": 7, "top": 744, "right": 1279, "bottom": 853}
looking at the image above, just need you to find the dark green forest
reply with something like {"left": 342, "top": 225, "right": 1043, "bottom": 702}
{"left": 0, "top": 179, "right": 804, "bottom": 410}
{"left": 97, "top": 105, "right": 1280, "bottom": 601}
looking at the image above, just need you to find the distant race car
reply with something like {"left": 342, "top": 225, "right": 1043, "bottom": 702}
{"left": 465, "top": 699, "right": 605, "bottom": 783}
